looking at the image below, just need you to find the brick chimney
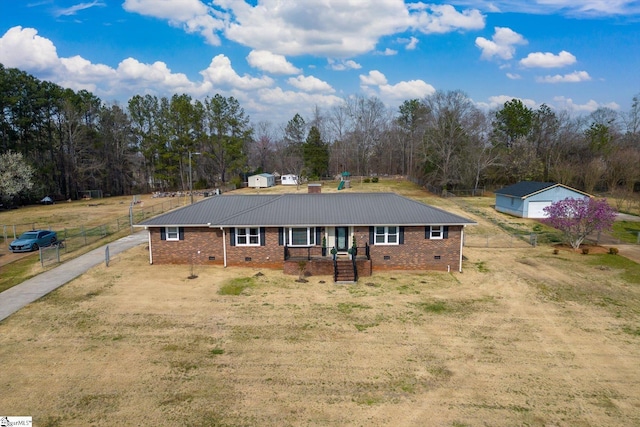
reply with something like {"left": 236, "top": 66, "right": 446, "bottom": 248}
{"left": 308, "top": 183, "right": 321, "bottom": 194}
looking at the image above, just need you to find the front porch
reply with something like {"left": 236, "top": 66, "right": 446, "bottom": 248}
{"left": 283, "top": 245, "right": 372, "bottom": 281}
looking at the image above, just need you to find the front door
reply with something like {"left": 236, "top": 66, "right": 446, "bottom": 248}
{"left": 336, "top": 227, "right": 349, "bottom": 252}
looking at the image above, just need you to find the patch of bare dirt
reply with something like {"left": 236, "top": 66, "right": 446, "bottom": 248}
{"left": 552, "top": 243, "right": 610, "bottom": 254}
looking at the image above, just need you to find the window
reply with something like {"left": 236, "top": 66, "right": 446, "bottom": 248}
{"left": 286, "top": 227, "right": 315, "bottom": 246}
{"left": 375, "top": 226, "right": 399, "bottom": 245}
{"left": 166, "top": 226, "right": 179, "bottom": 241}
{"left": 236, "top": 228, "right": 260, "bottom": 246}
{"left": 430, "top": 226, "right": 444, "bottom": 239}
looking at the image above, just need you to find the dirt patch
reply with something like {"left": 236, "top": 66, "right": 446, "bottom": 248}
{"left": 552, "top": 243, "right": 610, "bottom": 254}
{"left": 1, "top": 243, "right": 640, "bottom": 426}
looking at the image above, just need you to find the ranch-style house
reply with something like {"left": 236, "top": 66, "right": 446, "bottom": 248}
{"left": 136, "top": 192, "right": 476, "bottom": 281}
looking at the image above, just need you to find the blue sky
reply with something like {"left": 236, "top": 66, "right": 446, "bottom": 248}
{"left": 1, "top": 0, "right": 639, "bottom": 124}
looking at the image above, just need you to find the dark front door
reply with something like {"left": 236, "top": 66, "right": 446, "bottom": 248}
{"left": 336, "top": 227, "right": 349, "bottom": 252}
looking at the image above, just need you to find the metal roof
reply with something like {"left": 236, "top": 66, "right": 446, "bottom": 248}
{"left": 494, "top": 181, "right": 591, "bottom": 199}
{"left": 137, "top": 193, "right": 476, "bottom": 228}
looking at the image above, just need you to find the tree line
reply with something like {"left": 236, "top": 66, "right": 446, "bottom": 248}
{"left": 1, "top": 63, "right": 639, "bottom": 205}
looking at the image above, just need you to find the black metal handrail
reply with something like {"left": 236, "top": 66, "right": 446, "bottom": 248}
{"left": 284, "top": 243, "right": 370, "bottom": 264}
{"left": 285, "top": 245, "right": 323, "bottom": 260}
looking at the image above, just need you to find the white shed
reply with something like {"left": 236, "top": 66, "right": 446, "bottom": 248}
{"left": 248, "top": 173, "right": 275, "bottom": 188}
{"left": 281, "top": 174, "right": 299, "bottom": 186}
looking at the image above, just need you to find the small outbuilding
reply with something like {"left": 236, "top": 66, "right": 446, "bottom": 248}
{"left": 494, "top": 181, "right": 592, "bottom": 218}
{"left": 248, "top": 173, "right": 275, "bottom": 188}
{"left": 281, "top": 174, "right": 299, "bottom": 186}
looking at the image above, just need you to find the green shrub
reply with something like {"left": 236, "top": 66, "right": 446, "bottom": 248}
{"left": 231, "top": 176, "right": 243, "bottom": 188}
{"left": 363, "top": 178, "right": 371, "bottom": 183}
{"left": 372, "top": 177, "right": 379, "bottom": 183}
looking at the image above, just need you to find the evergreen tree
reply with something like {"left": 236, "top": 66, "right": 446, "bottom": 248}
{"left": 303, "top": 126, "right": 329, "bottom": 179}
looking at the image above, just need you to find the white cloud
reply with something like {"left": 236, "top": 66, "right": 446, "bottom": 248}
{"left": 476, "top": 27, "right": 527, "bottom": 60}
{"left": 360, "top": 70, "right": 388, "bottom": 86}
{"left": 0, "top": 25, "right": 349, "bottom": 124}
{"left": 61, "top": 55, "right": 117, "bottom": 81}
{"left": 405, "top": 36, "right": 419, "bottom": 50}
{"left": 0, "top": 26, "right": 279, "bottom": 98}
{"left": 124, "top": 1, "right": 483, "bottom": 57}
{"left": 410, "top": 3, "right": 485, "bottom": 34}
{"left": 360, "top": 70, "right": 435, "bottom": 104}
{"left": 450, "top": 1, "right": 640, "bottom": 17}
{"left": 506, "top": 73, "right": 522, "bottom": 79}
{"left": 200, "top": 54, "right": 273, "bottom": 90}
{"left": 328, "top": 59, "right": 361, "bottom": 71}
{"left": 0, "top": 26, "right": 60, "bottom": 72}
{"left": 117, "top": 58, "right": 193, "bottom": 88}
{"left": 379, "top": 80, "right": 436, "bottom": 101}
{"left": 520, "top": 50, "right": 576, "bottom": 68}
{"left": 536, "top": 70, "right": 591, "bottom": 83}
{"left": 246, "top": 50, "right": 301, "bottom": 75}
{"left": 123, "top": 0, "right": 225, "bottom": 45}
{"left": 246, "top": 86, "right": 344, "bottom": 122}
{"left": 54, "top": 1, "right": 105, "bottom": 17}
{"left": 222, "top": 0, "right": 412, "bottom": 56}
{"left": 287, "top": 75, "right": 335, "bottom": 93}
{"left": 379, "top": 48, "right": 398, "bottom": 56}
{"left": 477, "top": 95, "right": 537, "bottom": 110}
{"left": 553, "top": 96, "right": 620, "bottom": 113}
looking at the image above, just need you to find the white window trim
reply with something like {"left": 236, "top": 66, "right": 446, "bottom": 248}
{"left": 236, "top": 227, "right": 260, "bottom": 246}
{"left": 287, "top": 227, "right": 315, "bottom": 247}
{"left": 166, "top": 226, "right": 179, "bottom": 241}
{"left": 375, "top": 226, "right": 399, "bottom": 245}
{"left": 430, "top": 225, "right": 444, "bottom": 240}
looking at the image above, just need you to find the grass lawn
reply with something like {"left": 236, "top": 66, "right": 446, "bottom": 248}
{"left": 1, "top": 179, "right": 640, "bottom": 425}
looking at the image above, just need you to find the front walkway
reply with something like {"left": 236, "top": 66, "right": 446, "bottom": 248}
{"left": 0, "top": 231, "right": 148, "bottom": 322}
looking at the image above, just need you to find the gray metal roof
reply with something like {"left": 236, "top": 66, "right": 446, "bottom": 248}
{"left": 494, "top": 181, "right": 590, "bottom": 199}
{"left": 137, "top": 193, "right": 476, "bottom": 228}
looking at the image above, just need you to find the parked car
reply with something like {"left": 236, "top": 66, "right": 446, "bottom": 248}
{"left": 9, "top": 230, "right": 58, "bottom": 253}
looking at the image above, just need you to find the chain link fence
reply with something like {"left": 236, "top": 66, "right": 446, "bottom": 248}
{"left": 2, "top": 197, "right": 189, "bottom": 266}
{"left": 463, "top": 233, "right": 537, "bottom": 248}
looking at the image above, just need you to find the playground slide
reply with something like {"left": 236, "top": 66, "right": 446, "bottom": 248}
{"left": 337, "top": 181, "right": 345, "bottom": 190}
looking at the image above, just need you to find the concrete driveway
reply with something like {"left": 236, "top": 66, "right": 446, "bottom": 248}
{"left": 0, "top": 231, "right": 148, "bottom": 322}
{"left": 595, "top": 212, "right": 640, "bottom": 264}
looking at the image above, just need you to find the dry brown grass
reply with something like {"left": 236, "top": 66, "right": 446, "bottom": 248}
{"left": 1, "top": 237, "right": 640, "bottom": 425}
{"left": 1, "top": 180, "right": 640, "bottom": 425}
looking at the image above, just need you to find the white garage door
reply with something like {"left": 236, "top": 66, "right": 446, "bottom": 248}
{"left": 527, "top": 201, "right": 552, "bottom": 218}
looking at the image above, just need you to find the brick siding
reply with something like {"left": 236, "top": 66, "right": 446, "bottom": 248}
{"left": 148, "top": 225, "right": 463, "bottom": 273}
{"left": 367, "top": 226, "right": 462, "bottom": 272}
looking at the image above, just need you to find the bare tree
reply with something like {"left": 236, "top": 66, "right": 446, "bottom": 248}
{"left": 251, "top": 121, "right": 276, "bottom": 173}
{"left": 344, "top": 95, "right": 389, "bottom": 176}
{"left": 419, "top": 90, "right": 483, "bottom": 189}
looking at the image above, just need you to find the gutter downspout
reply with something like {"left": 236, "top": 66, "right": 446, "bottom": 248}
{"left": 459, "top": 226, "right": 464, "bottom": 273}
{"left": 220, "top": 227, "right": 227, "bottom": 267}
{"left": 147, "top": 227, "right": 153, "bottom": 264}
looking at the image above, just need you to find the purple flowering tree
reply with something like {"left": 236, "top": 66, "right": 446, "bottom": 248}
{"left": 543, "top": 197, "right": 617, "bottom": 250}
